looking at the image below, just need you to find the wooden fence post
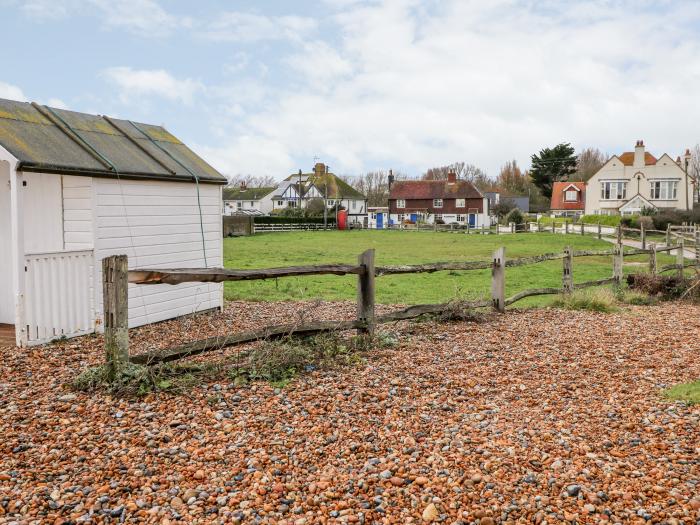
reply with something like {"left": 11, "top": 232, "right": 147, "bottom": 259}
{"left": 597, "top": 223, "right": 602, "bottom": 240}
{"left": 640, "top": 222, "right": 646, "bottom": 250}
{"left": 616, "top": 225, "right": 622, "bottom": 244}
{"left": 676, "top": 240, "right": 684, "bottom": 279}
{"left": 562, "top": 246, "right": 573, "bottom": 294}
{"left": 648, "top": 243, "right": 657, "bottom": 275}
{"left": 357, "top": 249, "right": 376, "bottom": 336}
{"left": 538, "top": 221, "right": 542, "bottom": 233}
{"left": 696, "top": 228, "right": 700, "bottom": 269}
{"left": 613, "top": 243, "right": 623, "bottom": 286}
{"left": 580, "top": 222, "right": 584, "bottom": 236}
{"left": 665, "top": 224, "right": 670, "bottom": 246}
{"left": 510, "top": 222, "right": 515, "bottom": 234}
{"left": 103, "top": 254, "right": 129, "bottom": 377}
{"left": 491, "top": 247, "right": 506, "bottom": 313}
{"left": 565, "top": 220, "right": 569, "bottom": 234}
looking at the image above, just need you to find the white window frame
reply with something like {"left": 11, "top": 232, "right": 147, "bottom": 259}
{"left": 433, "top": 198, "right": 443, "bottom": 208}
{"left": 397, "top": 213, "right": 405, "bottom": 222}
{"left": 564, "top": 190, "right": 578, "bottom": 202}
{"left": 650, "top": 180, "right": 678, "bottom": 200}
{"left": 600, "top": 181, "right": 627, "bottom": 200}
{"left": 396, "top": 199, "right": 405, "bottom": 209}
{"left": 456, "top": 198, "right": 466, "bottom": 208}
{"left": 456, "top": 214, "right": 465, "bottom": 222}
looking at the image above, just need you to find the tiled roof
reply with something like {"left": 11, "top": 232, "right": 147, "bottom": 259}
{"left": 550, "top": 181, "right": 585, "bottom": 210}
{"left": 282, "top": 171, "right": 365, "bottom": 199}
{"left": 617, "top": 152, "right": 657, "bottom": 166}
{"left": 0, "top": 98, "right": 226, "bottom": 183}
{"left": 389, "top": 179, "right": 483, "bottom": 200}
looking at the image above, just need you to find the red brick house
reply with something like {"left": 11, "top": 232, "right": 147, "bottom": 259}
{"left": 388, "top": 172, "right": 489, "bottom": 226}
{"left": 550, "top": 181, "right": 585, "bottom": 217}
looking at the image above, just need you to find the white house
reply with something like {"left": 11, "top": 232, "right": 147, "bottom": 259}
{"left": 223, "top": 184, "right": 275, "bottom": 215}
{"left": 0, "top": 98, "right": 226, "bottom": 346}
{"left": 585, "top": 140, "right": 694, "bottom": 215}
{"left": 271, "top": 163, "right": 368, "bottom": 225}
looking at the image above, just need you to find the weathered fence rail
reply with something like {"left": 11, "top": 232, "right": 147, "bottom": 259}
{"left": 104, "top": 241, "right": 696, "bottom": 369}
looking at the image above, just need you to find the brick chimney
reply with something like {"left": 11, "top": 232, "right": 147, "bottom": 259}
{"left": 239, "top": 181, "right": 246, "bottom": 191}
{"left": 314, "top": 162, "right": 326, "bottom": 176}
{"left": 633, "top": 140, "right": 645, "bottom": 168}
{"left": 447, "top": 170, "right": 457, "bottom": 184}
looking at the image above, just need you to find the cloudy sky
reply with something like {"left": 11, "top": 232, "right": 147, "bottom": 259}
{"left": 2, "top": 0, "right": 699, "bottom": 180}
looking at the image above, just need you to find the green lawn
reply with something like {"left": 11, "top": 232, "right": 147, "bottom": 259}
{"left": 223, "top": 231, "right": 673, "bottom": 306}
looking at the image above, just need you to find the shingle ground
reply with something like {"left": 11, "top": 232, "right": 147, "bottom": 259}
{"left": 1, "top": 302, "right": 699, "bottom": 524}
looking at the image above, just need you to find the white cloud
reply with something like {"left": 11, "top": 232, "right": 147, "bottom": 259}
{"left": 203, "top": 0, "right": 700, "bottom": 178}
{"left": 18, "top": 0, "right": 190, "bottom": 37}
{"left": 0, "top": 81, "right": 27, "bottom": 101}
{"left": 102, "top": 67, "right": 204, "bottom": 105}
{"left": 201, "top": 12, "right": 316, "bottom": 42}
{"left": 89, "top": 0, "right": 192, "bottom": 37}
{"left": 46, "top": 98, "right": 69, "bottom": 109}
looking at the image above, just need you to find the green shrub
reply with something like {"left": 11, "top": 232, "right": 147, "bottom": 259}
{"left": 579, "top": 214, "right": 620, "bottom": 226}
{"left": 651, "top": 208, "right": 700, "bottom": 230}
{"left": 620, "top": 215, "right": 639, "bottom": 229}
{"left": 504, "top": 208, "right": 525, "bottom": 225}
{"left": 663, "top": 381, "right": 700, "bottom": 404}
{"left": 551, "top": 288, "right": 619, "bottom": 313}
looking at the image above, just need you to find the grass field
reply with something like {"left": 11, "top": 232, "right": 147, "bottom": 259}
{"left": 223, "top": 231, "right": 674, "bottom": 306}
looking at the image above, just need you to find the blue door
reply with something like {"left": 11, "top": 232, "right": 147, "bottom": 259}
{"left": 468, "top": 214, "right": 476, "bottom": 227}
{"left": 376, "top": 213, "right": 384, "bottom": 229}
{"left": 410, "top": 213, "right": 418, "bottom": 223}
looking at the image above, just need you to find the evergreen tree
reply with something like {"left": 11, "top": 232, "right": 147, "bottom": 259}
{"left": 530, "top": 143, "right": 577, "bottom": 199}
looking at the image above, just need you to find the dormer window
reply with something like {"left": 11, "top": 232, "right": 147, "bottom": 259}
{"left": 565, "top": 190, "right": 578, "bottom": 201}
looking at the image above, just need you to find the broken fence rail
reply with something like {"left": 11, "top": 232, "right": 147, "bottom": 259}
{"left": 105, "top": 243, "right": 692, "bottom": 367}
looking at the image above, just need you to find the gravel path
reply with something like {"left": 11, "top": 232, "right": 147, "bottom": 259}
{"left": 1, "top": 302, "right": 699, "bottom": 524}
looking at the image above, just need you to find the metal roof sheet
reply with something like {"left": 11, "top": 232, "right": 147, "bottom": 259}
{"left": 0, "top": 98, "right": 226, "bottom": 184}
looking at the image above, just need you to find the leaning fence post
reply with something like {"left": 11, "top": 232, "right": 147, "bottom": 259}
{"left": 491, "top": 247, "right": 506, "bottom": 313}
{"left": 562, "top": 246, "right": 573, "bottom": 294}
{"left": 676, "top": 240, "right": 684, "bottom": 279}
{"left": 103, "top": 254, "right": 129, "bottom": 378}
{"left": 640, "top": 223, "right": 646, "bottom": 250}
{"left": 613, "top": 243, "right": 623, "bottom": 286}
{"left": 648, "top": 243, "right": 657, "bottom": 275}
{"left": 357, "top": 249, "right": 376, "bottom": 336}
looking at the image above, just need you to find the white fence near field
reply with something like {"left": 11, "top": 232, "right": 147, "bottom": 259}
{"left": 24, "top": 250, "right": 95, "bottom": 344}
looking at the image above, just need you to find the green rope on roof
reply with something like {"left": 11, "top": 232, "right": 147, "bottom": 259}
{"left": 128, "top": 120, "right": 209, "bottom": 268}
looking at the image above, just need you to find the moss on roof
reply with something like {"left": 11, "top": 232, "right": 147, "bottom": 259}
{"left": 0, "top": 98, "right": 225, "bottom": 183}
{"left": 223, "top": 186, "right": 275, "bottom": 200}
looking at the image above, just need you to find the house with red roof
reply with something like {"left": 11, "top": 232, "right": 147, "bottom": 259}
{"left": 388, "top": 171, "right": 489, "bottom": 227}
{"left": 584, "top": 141, "right": 694, "bottom": 215}
{"left": 550, "top": 181, "right": 585, "bottom": 217}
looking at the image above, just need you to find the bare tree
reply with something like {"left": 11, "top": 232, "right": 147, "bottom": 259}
{"left": 225, "top": 174, "right": 277, "bottom": 188}
{"left": 573, "top": 147, "right": 607, "bottom": 181}
{"left": 495, "top": 160, "right": 528, "bottom": 195}
{"left": 344, "top": 170, "right": 413, "bottom": 206}
{"left": 689, "top": 144, "right": 700, "bottom": 204}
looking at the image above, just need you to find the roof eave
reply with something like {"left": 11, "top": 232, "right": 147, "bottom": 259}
{"left": 17, "top": 162, "right": 227, "bottom": 184}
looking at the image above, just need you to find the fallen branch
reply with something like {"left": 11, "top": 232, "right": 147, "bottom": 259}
{"left": 131, "top": 299, "right": 491, "bottom": 365}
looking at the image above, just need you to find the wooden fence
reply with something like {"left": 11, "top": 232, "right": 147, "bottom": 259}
{"left": 102, "top": 243, "right": 697, "bottom": 369}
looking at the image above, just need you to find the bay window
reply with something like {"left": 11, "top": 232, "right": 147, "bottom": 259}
{"left": 600, "top": 181, "right": 627, "bottom": 200}
{"left": 650, "top": 180, "right": 677, "bottom": 200}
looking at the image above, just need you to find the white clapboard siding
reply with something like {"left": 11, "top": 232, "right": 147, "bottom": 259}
{"left": 62, "top": 176, "right": 94, "bottom": 250}
{"left": 25, "top": 250, "right": 95, "bottom": 344}
{"left": 93, "top": 178, "right": 223, "bottom": 330}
